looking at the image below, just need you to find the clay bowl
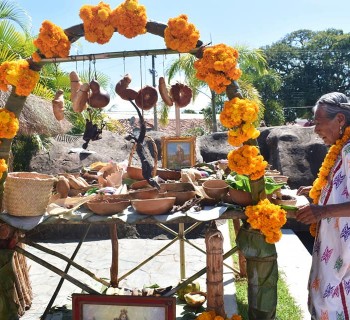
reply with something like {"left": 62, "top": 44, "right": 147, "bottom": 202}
{"left": 156, "top": 168, "right": 181, "bottom": 181}
{"left": 130, "top": 180, "right": 152, "bottom": 190}
{"left": 202, "top": 179, "right": 229, "bottom": 201}
{"left": 126, "top": 166, "right": 144, "bottom": 180}
{"left": 184, "top": 291, "right": 207, "bottom": 308}
{"left": 86, "top": 197, "right": 130, "bottom": 215}
{"left": 159, "top": 182, "right": 195, "bottom": 193}
{"left": 128, "top": 187, "right": 159, "bottom": 200}
{"left": 271, "top": 195, "right": 297, "bottom": 206}
{"left": 228, "top": 188, "right": 253, "bottom": 206}
{"left": 131, "top": 197, "right": 176, "bottom": 215}
{"left": 165, "top": 191, "right": 196, "bottom": 205}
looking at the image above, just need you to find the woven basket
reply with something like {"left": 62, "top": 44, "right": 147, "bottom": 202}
{"left": 3, "top": 172, "right": 56, "bottom": 216}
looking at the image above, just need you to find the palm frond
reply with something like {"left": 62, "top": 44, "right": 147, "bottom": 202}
{"left": 0, "top": 0, "right": 31, "bottom": 36}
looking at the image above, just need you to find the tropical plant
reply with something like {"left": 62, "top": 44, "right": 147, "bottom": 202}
{"left": 166, "top": 45, "right": 269, "bottom": 132}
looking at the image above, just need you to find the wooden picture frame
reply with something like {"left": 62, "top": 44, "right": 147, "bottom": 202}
{"left": 72, "top": 294, "right": 176, "bottom": 320}
{"left": 161, "top": 136, "right": 196, "bottom": 170}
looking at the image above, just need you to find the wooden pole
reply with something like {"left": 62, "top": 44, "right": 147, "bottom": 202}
{"left": 205, "top": 222, "right": 225, "bottom": 317}
{"left": 175, "top": 105, "right": 181, "bottom": 136}
{"left": 110, "top": 224, "right": 119, "bottom": 287}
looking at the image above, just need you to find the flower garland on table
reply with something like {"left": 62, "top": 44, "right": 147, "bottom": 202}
{"left": 79, "top": 2, "right": 115, "bottom": 44}
{"left": 0, "top": 60, "right": 40, "bottom": 96}
{"left": 227, "top": 145, "right": 268, "bottom": 180}
{"left": 194, "top": 44, "right": 242, "bottom": 94}
{"left": 110, "top": 0, "right": 147, "bottom": 39}
{"left": 0, "top": 109, "right": 19, "bottom": 139}
{"left": 308, "top": 125, "right": 350, "bottom": 236}
{"left": 196, "top": 310, "right": 242, "bottom": 320}
{"left": 0, "top": 159, "right": 8, "bottom": 180}
{"left": 245, "top": 198, "right": 287, "bottom": 244}
{"left": 164, "top": 14, "right": 200, "bottom": 52}
{"left": 220, "top": 97, "right": 260, "bottom": 146}
{"left": 33, "top": 20, "right": 71, "bottom": 58}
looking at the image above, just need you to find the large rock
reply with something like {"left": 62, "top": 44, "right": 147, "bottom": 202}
{"left": 30, "top": 126, "right": 327, "bottom": 189}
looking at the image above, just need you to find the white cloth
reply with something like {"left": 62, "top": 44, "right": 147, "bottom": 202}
{"left": 309, "top": 141, "right": 350, "bottom": 319}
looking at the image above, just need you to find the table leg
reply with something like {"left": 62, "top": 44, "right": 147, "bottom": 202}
{"left": 179, "top": 222, "right": 185, "bottom": 279}
{"left": 110, "top": 224, "right": 118, "bottom": 287}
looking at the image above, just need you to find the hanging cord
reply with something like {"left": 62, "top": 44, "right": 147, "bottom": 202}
{"left": 144, "top": 56, "right": 147, "bottom": 84}
{"left": 139, "top": 55, "right": 144, "bottom": 116}
{"left": 93, "top": 55, "right": 97, "bottom": 80}
{"left": 123, "top": 54, "right": 126, "bottom": 75}
{"left": 88, "top": 55, "right": 92, "bottom": 82}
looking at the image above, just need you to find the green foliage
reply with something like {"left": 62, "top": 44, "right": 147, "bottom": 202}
{"left": 263, "top": 28, "right": 350, "bottom": 122}
{"left": 182, "top": 109, "right": 197, "bottom": 114}
{"left": 11, "top": 134, "right": 50, "bottom": 171}
{"left": 263, "top": 100, "right": 285, "bottom": 126}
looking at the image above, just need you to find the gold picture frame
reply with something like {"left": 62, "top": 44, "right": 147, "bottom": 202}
{"left": 72, "top": 294, "right": 176, "bottom": 320}
{"left": 161, "top": 136, "right": 196, "bottom": 170}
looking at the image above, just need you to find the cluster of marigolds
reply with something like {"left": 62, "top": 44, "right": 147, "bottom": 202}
{"left": 0, "top": 0, "right": 290, "bottom": 317}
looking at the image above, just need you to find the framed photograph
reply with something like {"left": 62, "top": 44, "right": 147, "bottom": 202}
{"left": 72, "top": 294, "right": 176, "bottom": 320}
{"left": 161, "top": 136, "right": 196, "bottom": 170}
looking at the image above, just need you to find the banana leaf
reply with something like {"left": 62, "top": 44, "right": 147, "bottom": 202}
{"left": 0, "top": 250, "right": 18, "bottom": 320}
{"left": 225, "top": 173, "right": 285, "bottom": 195}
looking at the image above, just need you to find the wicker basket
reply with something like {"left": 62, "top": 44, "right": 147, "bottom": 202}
{"left": 3, "top": 172, "right": 56, "bottom": 216}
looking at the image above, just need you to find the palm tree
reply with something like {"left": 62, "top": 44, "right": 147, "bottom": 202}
{"left": 166, "top": 45, "right": 269, "bottom": 132}
{"left": 0, "top": 0, "right": 32, "bottom": 62}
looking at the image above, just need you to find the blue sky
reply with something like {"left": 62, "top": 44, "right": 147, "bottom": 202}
{"left": 12, "top": 0, "right": 350, "bottom": 116}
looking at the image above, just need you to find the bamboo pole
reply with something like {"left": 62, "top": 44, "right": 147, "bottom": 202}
{"left": 205, "top": 222, "right": 225, "bottom": 317}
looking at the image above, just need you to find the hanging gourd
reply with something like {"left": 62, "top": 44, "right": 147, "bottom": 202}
{"left": 88, "top": 79, "right": 110, "bottom": 109}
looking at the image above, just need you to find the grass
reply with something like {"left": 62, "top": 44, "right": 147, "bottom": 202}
{"left": 228, "top": 220, "right": 303, "bottom": 320}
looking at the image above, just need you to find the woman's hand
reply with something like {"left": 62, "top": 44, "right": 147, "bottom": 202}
{"left": 295, "top": 204, "right": 328, "bottom": 224}
{"left": 296, "top": 186, "right": 312, "bottom": 196}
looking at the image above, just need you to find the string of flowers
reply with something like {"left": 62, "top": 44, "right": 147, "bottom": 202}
{"left": 308, "top": 125, "right": 350, "bottom": 236}
{"left": 245, "top": 198, "right": 287, "bottom": 244}
{"left": 110, "top": 0, "right": 147, "bottom": 39}
{"left": 220, "top": 97, "right": 260, "bottom": 146}
{"left": 196, "top": 310, "right": 242, "bottom": 320}
{"left": 0, "top": 159, "right": 8, "bottom": 180}
{"left": 0, "top": 60, "right": 40, "bottom": 97}
{"left": 33, "top": 20, "right": 71, "bottom": 58}
{"left": 79, "top": 2, "right": 115, "bottom": 44}
{"left": 227, "top": 144, "right": 267, "bottom": 180}
{"left": 194, "top": 43, "right": 242, "bottom": 94}
{"left": 0, "top": 109, "right": 19, "bottom": 140}
{"left": 164, "top": 14, "right": 200, "bottom": 52}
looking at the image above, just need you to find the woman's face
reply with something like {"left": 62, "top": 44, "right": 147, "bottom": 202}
{"left": 314, "top": 106, "right": 344, "bottom": 145}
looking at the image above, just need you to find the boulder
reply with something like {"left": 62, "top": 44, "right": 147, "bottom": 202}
{"left": 30, "top": 126, "right": 326, "bottom": 189}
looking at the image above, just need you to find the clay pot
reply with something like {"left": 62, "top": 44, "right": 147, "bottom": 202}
{"left": 128, "top": 187, "right": 159, "bottom": 200}
{"left": 88, "top": 79, "right": 110, "bottom": 109}
{"left": 202, "top": 179, "right": 229, "bottom": 201}
{"left": 86, "top": 198, "right": 130, "bottom": 215}
{"left": 131, "top": 197, "right": 176, "bottom": 215}
{"left": 228, "top": 188, "right": 253, "bottom": 206}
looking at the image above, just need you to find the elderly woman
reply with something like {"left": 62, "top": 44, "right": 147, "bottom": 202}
{"left": 296, "top": 92, "right": 350, "bottom": 319}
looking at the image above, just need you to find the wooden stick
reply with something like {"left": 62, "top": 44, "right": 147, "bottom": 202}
{"left": 110, "top": 224, "right": 119, "bottom": 287}
{"left": 15, "top": 246, "right": 100, "bottom": 295}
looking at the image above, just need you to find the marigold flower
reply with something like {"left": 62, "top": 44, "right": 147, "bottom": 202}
{"left": 194, "top": 43, "right": 242, "bottom": 94}
{"left": 0, "top": 109, "right": 19, "bottom": 139}
{"left": 0, "top": 158, "right": 8, "bottom": 179}
{"left": 110, "top": 0, "right": 147, "bottom": 39}
{"left": 0, "top": 60, "right": 39, "bottom": 96}
{"left": 164, "top": 14, "right": 200, "bottom": 52}
{"left": 33, "top": 20, "right": 71, "bottom": 58}
{"left": 79, "top": 2, "right": 115, "bottom": 44}
{"left": 245, "top": 198, "right": 287, "bottom": 243}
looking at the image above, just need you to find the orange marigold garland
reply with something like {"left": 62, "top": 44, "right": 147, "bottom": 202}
{"left": 0, "top": 109, "right": 19, "bottom": 139}
{"left": 0, "top": 60, "right": 39, "bottom": 96}
{"left": 227, "top": 145, "right": 267, "bottom": 180}
{"left": 308, "top": 125, "right": 350, "bottom": 236}
{"left": 195, "top": 310, "right": 242, "bottom": 320}
{"left": 110, "top": 0, "right": 147, "bottom": 39}
{"left": 164, "top": 14, "right": 200, "bottom": 52}
{"left": 220, "top": 97, "right": 260, "bottom": 146}
{"left": 79, "top": 2, "right": 115, "bottom": 44}
{"left": 33, "top": 20, "right": 71, "bottom": 58}
{"left": 194, "top": 43, "right": 242, "bottom": 94}
{"left": 0, "top": 159, "right": 8, "bottom": 179}
{"left": 245, "top": 198, "right": 287, "bottom": 244}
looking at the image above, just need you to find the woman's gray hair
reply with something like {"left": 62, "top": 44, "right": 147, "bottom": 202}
{"left": 314, "top": 92, "right": 350, "bottom": 125}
